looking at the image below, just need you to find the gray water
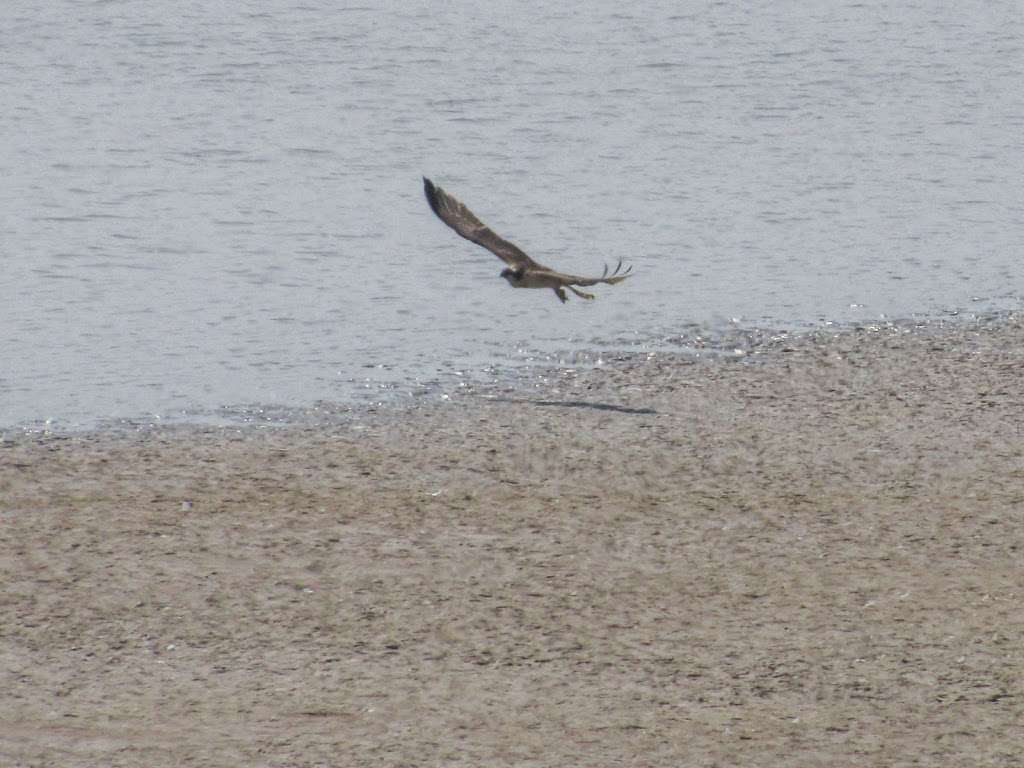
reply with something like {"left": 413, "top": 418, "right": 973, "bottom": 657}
{"left": 3, "top": 1, "right": 1023, "bottom": 430}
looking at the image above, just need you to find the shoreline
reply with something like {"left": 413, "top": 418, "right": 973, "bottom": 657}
{"left": 3, "top": 314, "right": 1023, "bottom": 766}
{"left": 4, "top": 308, "right": 1020, "bottom": 439}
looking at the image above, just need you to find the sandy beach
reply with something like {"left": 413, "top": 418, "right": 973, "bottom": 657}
{"left": 2, "top": 317, "right": 1023, "bottom": 767}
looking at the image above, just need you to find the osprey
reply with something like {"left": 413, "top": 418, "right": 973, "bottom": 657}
{"left": 423, "top": 177, "right": 633, "bottom": 303}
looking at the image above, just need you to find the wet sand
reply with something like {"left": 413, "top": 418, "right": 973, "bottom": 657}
{"left": 2, "top": 317, "right": 1023, "bottom": 767}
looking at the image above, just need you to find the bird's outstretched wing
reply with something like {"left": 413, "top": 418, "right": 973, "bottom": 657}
{"left": 546, "top": 259, "right": 634, "bottom": 287}
{"left": 423, "top": 177, "right": 540, "bottom": 270}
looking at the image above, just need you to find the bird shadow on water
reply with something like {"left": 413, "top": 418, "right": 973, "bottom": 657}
{"left": 488, "top": 397, "right": 657, "bottom": 415}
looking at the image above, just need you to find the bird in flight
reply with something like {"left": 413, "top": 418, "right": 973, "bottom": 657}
{"left": 423, "top": 177, "right": 633, "bottom": 303}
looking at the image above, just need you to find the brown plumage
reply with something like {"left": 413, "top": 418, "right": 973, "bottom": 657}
{"left": 423, "top": 177, "right": 633, "bottom": 303}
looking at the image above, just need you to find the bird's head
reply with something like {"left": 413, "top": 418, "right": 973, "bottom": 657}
{"left": 500, "top": 267, "right": 523, "bottom": 285}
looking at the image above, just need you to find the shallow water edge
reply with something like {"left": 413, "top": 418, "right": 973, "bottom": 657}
{"left": 4, "top": 309, "right": 1020, "bottom": 439}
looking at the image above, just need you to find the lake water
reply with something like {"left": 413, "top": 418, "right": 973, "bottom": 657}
{"left": 3, "top": 1, "right": 1022, "bottom": 430}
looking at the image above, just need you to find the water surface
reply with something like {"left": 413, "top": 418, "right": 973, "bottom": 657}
{"left": 3, "top": 1, "right": 1022, "bottom": 429}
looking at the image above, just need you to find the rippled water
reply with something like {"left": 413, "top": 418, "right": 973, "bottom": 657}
{"left": 3, "top": 1, "right": 1022, "bottom": 429}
